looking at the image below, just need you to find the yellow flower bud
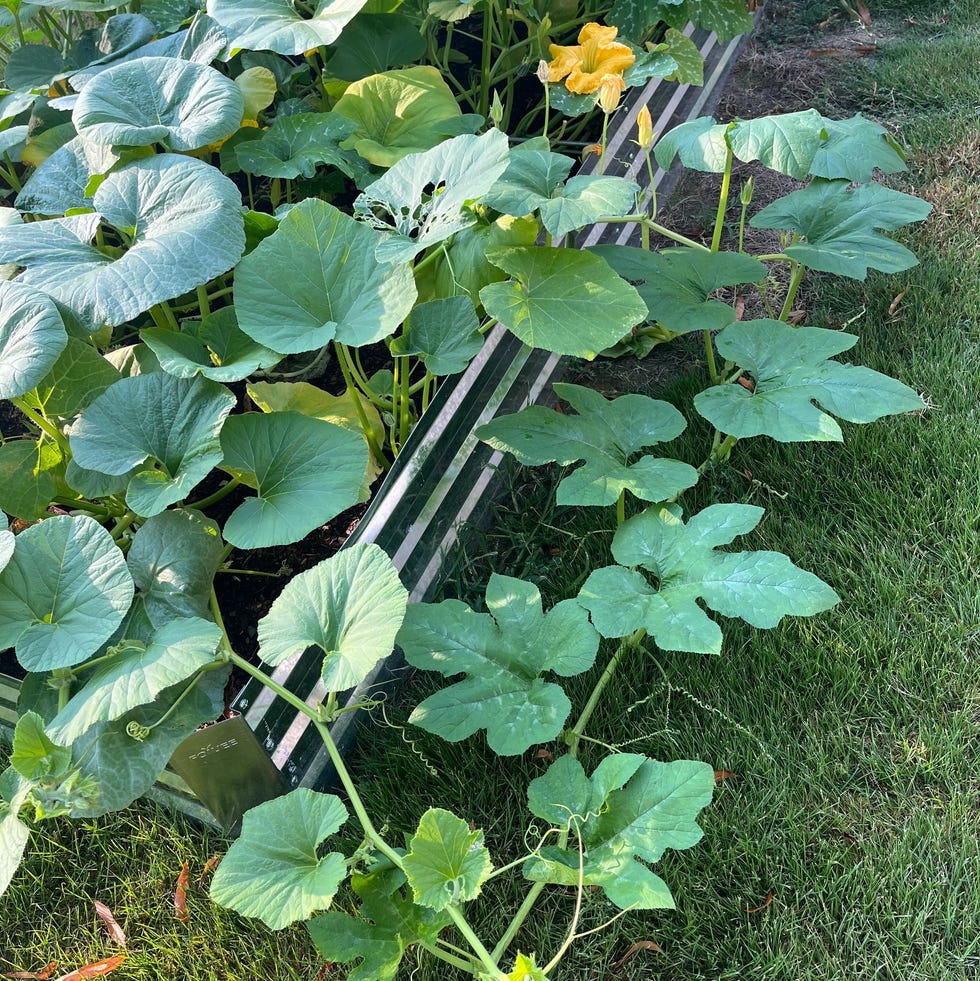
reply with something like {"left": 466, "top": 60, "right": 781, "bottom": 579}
{"left": 636, "top": 104, "right": 654, "bottom": 150}
{"left": 596, "top": 73, "right": 625, "bottom": 114}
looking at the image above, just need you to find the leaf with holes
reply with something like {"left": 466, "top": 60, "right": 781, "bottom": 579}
{"left": 210, "top": 789, "right": 349, "bottom": 929}
{"left": 354, "top": 129, "right": 511, "bottom": 263}
{"left": 694, "top": 319, "right": 924, "bottom": 441}
{"left": 258, "top": 542, "right": 407, "bottom": 692}
{"left": 578, "top": 503, "right": 839, "bottom": 651}
{"left": 750, "top": 179, "right": 932, "bottom": 280}
{"left": 235, "top": 198, "right": 416, "bottom": 355}
{"left": 398, "top": 574, "right": 599, "bottom": 755}
{"left": 523, "top": 753, "right": 714, "bottom": 909}
{"left": 589, "top": 246, "right": 766, "bottom": 334}
{"left": 219, "top": 411, "right": 368, "bottom": 549}
{"left": 403, "top": 808, "right": 492, "bottom": 910}
{"left": 480, "top": 246, "right": 647, "bottom": 358}
{"left": 68, "top": 373, "right": 235, "bottom": 517}
{"left": 0, "top": 515, "right": 134, "bottom": 672}
{"left": 477, "top": 382, "right": 698, "bottom": 507}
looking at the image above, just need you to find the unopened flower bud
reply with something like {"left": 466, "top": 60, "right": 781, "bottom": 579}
{"left": 536, "top": 59, "right": 550, "bottom": 85}
{"left": 490, "top": 89, "right": 504, "bottom": 127}
{"left": 596, "top": 73, "right": 625, "bottom": 114}
{"left": 636, "top": 104, "right": 654, "bottom": 149}
{"left": 739, "top": 176, "right": 754, "bottom": 206}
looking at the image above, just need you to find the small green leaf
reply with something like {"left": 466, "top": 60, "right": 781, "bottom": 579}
{"left": 506, "top": 953, "right": 549, "bottom": 980}
{"left": 750, "top": 179, "right": 932, "bottom": 281}
{"left": 398, "top": 574, "right": 599, "bottom": 755}
{"left": 306, "top": 911, "right": 403, "bottom": 981}
{"left": 47, "top": 617, "right": 222, "bottom": 744}
{"left": 235, "top": 111, "right": 357, "bottom": 179}
{"left": 0, "top": 531, "right": 13, "bottom": 575}
{"left": 219, "top": 411, "right": 369, "bottom": 549}
{"left": 142, "top": 307, "right": 282, "bottom": 383}
{"left": 4, "top": 43, "right": 66, "bottom": 89}
{"left": 579, "top": 503, "right": 840, "bottom": 651}
{"left": 11, "top": 711, "right": 71, "bottom": 781}
{"left": 73, "top": 56, "right": 244, "bottom": 151}
{"left": 389, "top": 296, "right": 483, "bottom": 375}
{"left": 480, "top": 247, "right": 648, "bottom": 359}
{"left": 210, "top": 788, "right": 349, "bottom": 929}
{"left": 523, "top": 753, "right": 714, "bottom": 910}
{"left": 235, "top": 198, "right": 416, "bottom": 354}
{"left": 588, "top": 246, "right": 766, "bottom": 335}
{"left": 127, "top": 510, "right": 225, "bottom": 627}
{"left": 354, "top": 129, "right": 511, "bottom": 263}
{"left": 484, "top": 142, "right": 573, "bottom": 218}
{"left": 0, "top": 440, "right": 64, "bottom": 521}
{"left": 539, "top": 175, "right": 638, "bottom": 240}
{"left": 0, "top": 767, "right": 31, "bottom": 897}
{"left": 477, "top": 382, "right": 697, "bottom": 507}
{"left": 654, "top": 115, "right": 730, "bottom": 173}
{"left": 258, "top": 542, "right": 407, "bottom": 692}
{"left": 68, "top": 373, "right": 236, "bottom": 517}
{"left": 695, "top": 320, "right": 924, "bottom": 442}
{"left": 0, "top": 515, "right": 134, "bottom": 672}
{"left": 663, "top": 27, "right": 703, "bottom": 85}
{"left": 403, "top": 808, "right": 492, "bottom": 910}
{"left": 335, "top": 66, "right": 481, "bottom": 167}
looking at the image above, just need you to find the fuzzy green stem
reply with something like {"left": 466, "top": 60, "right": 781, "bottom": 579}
{"left": 196, "top": 285, "right": 212, "bottom": 318}
{"left": 598, "top": 112, "right": 610, "bottom": 175}
{"left": 187, "top": 476, "right": 241, "bottom": 511}
{"left": 12, "top": 401, "right": 69, "bottom": 454}
{"left": 479, "top": 2, "right": 494, "bottom": 119}
{"left": 597, "top": 215, "right": 711, "bottom": 251}
{"left": 704, "top": 329, "right": 719, "bottom": 385}
{"left": 616, "top": 489, "right": 626, "bottom": 526}
{"left": 148, "top": 303, "right": 179, "bottom": 331}
{"left": 110, "top": 511, "right": 139, "bottom": 542}
{"left": 779, "top": 262, "right": 807, "bottom": 322}
{"left": 711, "top": 146, "right": 734, "bottom": 252}
{"left": 644, "top": 151, "right": 658, "bottom": 221}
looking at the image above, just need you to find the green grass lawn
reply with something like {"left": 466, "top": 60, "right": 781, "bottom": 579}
{"left": 3, "top": 2, "right": 979, "bottom": 978}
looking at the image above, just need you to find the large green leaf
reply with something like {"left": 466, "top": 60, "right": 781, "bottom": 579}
{"left": 16, "top": 135, "right": 119, "bottom": 215}
{"left": 47, "top": 617, "right": 222, "bottom": 744}
{"left": 73, "top": 56, "right": 243, "bottom": 150}
{"left": 0, "top": 530, "right": 13, "bottom": 574}
{"left": 142, "top": 307, "right": 282, "bottom": 383}
{"left": 642, "top": 0, "right": 752, "bottom": 40}
{"left": 334, "top": 66, "right": 481, "bottom": 168}
{"left": 4, "top": 43, "right": 66, "bottom": 89}
{"left": 235, "top": 111, "right": 357, "bottom": 179}
{"left": 235, "top": 198, "right": 415, "bottom": 355}
{"left": 653, "top": 115, "right": 729, "bottom": 173}
{"left": 397, "top": 574, "right": 599, "bottom": 755}
{"left": 68, "top": 665, "right": 227, "bottom": 817}
{"left": 0, "top": 768, "right": 31, "bottom": 897}
{"left": 484, "top": 141, "right": 573, "bottom": 217}
{"left": 127, "top": 509, "right": 225, "bottom": 627}
{"left": 0, "top": 280, "right": 68, "bottom": 400}
{"left": 208, "top": 0, "right": 369, "bottom": 55}
{"left": 578, "top": 503, "right": 839, "bottom": 652}
{"left": 210, "top": 788, "right": 349, "bottom": 929}
{"left": 540, "top": 175, "right": 638, "bottom": 239}
{"left": 325, "top": 13, "right": 425, "bottom": 79}
{"left": 0, "top": 515, "right": 134, "bottom": 672}
{"left": 727, "top": 109, "right": 826, "bottom": 180}
{"left": 750, "top": 179, "right": 932, "bottom": 280}
{"left": 479, "top": 247, "right": 647, "bottom": 358}
{"left": 403, "top": 808, "right": 492, "bottom": 910}
{"left": 354, "top": 129, "right": 511, "bottom": 263}
{"left": 388, "top": 296, "right": 482, "bottom": 375}
{"left": 694, "top": 319, "right": 924, "bottom": 442}
{"left": 0, "top": 155, "right": 246, "bottom": 328}
{"left": 219, "top": 411, "right": 368, "bottom": 549}
{"left": 477, "top": 382, "right": 697, "bottom": 507}
{"left": 523, "top": 753, "right": 714, "bottom": 909}
{"left": 589, "top": 246, "right": 766, "bottom": 334}
{"left": 809, "top": 114, "right": 907, "bottom": 183}
{"left": 68, "top": 373, "right": 235, "bottom": 517}
{"left": 257, "top": 542, "right": 407, "bottom": 691}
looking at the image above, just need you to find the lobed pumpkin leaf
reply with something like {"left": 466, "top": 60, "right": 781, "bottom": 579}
{"left": 694, "top": 319, "right": 924, "bottom": 442}
{"left": 398, "top": 574, "right": 599, "bottom": 755}
{"left": 579, "top": 503, "right": 840, "bottom": 651}
{"left": 477, "top": 382, "right": 698, "bottom": 507}
{"left": 0, "top": 281, "right": 68, "bottom": 401}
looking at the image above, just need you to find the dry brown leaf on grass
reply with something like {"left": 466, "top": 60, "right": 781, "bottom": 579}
{"left": 734, "top": 294, "right": 745, "bottom": 322}
{"left": 746, "top": 891, "right": 774, "bottom": 914}
{"left": 197, "top": 855, "right": 222, "bottom": 889}
{"left": 888, "top": 290, "right": 908, "bottom": 317}
{"left": 608, "top": 940, "right": 662, "bottom": 974}
{"left": 856, "top": 1, "right": 872, "bottom": 27}
{"left": 714, "top": 769, "right": 737, "bottom": 783}
{"left": 174, "top": 861, "right": 190, "bottom": 924}
{"left": 4, "top": 963, "right": 58, "bottom": 979}
{"left": 93, "top": 902, "right": 125, "bottom": 948}
{"left": 53, "top": 957, "right": 126, "bottom": 981}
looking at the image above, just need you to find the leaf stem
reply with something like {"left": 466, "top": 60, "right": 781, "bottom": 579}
{"left": 187, "top": 476, "right": 241, "bottom": 511}
{"left": 779, "top": 262, "right": 807, "bottom": 322}
{"left": 704, "top": 328, "right": 719, "bottom": 385}
{"left": 710, "top": 145, "right": 734, "bottom": 252}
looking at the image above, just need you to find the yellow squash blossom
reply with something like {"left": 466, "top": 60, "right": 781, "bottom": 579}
{"left": 548, "top": 22, "right": 635, "bottom": 95}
